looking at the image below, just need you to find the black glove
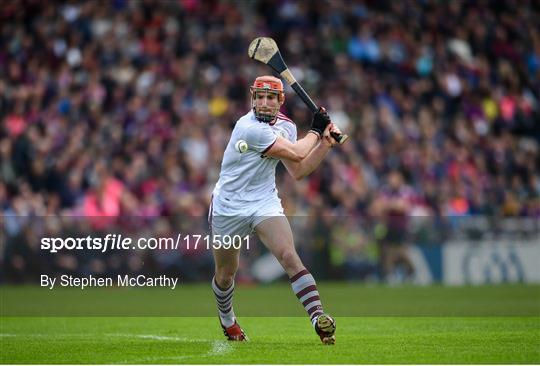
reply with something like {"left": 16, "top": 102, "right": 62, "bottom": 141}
{"left": 310, "top": 107, "right": 330, "bottom": 137}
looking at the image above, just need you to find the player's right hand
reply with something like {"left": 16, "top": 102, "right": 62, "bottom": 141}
{"left": 310, "top": 107, "right": 331, "bottom": 137}
{"left": 323, "top": 123, "right": 342, "bottom": 148}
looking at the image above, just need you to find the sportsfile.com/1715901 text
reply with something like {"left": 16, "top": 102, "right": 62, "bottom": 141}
{"left": 40, "top": 234, "right": 251, "bottom": 253}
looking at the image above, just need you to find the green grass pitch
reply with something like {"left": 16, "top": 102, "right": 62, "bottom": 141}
{"left": 1, "top": 284, "right": 539, "bottom": 364}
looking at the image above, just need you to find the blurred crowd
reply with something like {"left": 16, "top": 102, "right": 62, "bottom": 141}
{"left": 1, "top": 0, "right": 539, "bottom": 282}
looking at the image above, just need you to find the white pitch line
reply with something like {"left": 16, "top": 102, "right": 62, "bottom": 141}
{"left": 105, "top": 333, "right": 206, "bottom": 342}
{"left": 2, "top": 332, "right": 234, "bottom": 363}
{"left": 115, "top": 340, "right": 232, "bottom": 364}
{"left": 1, "top": 333, "right": 205, "bottom": 342}
{"left": 121, "top": 334, "right": 189, "bottom": 342}
{"left": 116, "top": 355, "right": 196, "bottom": 364}
{"left": 0, "top": 333, "right": 51, "bottom": 338}
{"left": 137, "top": 334, "right": 186, "bottom": 341}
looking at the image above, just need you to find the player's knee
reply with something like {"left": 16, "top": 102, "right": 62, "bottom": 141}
{"left": 215, "top": 266, "right": 237, "bottom": 287}
{"left": 278, "top": 249, "right": 302, "bottom": 271}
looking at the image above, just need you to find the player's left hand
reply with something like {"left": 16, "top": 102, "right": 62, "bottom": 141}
{"left": 323, "top": 124, "right": 342, "bottom": 148}
{"left": 310, "top": 107, "right": 331, "bottom": 137}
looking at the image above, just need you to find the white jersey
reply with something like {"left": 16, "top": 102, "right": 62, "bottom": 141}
{"left": 212, "top": 111, "right": 297, "bottom": 207}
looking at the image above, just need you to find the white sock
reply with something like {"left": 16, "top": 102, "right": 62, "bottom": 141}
{"left": 211, "top": 276, "right": 236, "bottom": 328}
{"left": 290, "top": 269, "right": 324, "bottom": 327}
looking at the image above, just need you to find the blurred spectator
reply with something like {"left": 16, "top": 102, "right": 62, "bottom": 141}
{"left": 371, "top": 170, "right": 416, "bottom": 282}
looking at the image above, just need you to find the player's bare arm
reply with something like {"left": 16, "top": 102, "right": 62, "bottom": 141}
{"left": 264, "top": 133, "right": 319, "bottom": 162}
{"left": 265, "top": 107, "right": 332, "bottom": 163}
{"left": 281, "top": 123, "right": 342, "bottom": 180}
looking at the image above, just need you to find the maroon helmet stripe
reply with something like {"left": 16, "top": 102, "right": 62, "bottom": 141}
{"left": 296, "top": 285, "right": 317, "bottom": 299}
{"left": 290, "top": 269, "right": 310, "bottom": 282}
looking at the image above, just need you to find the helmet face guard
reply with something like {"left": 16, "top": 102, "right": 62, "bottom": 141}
{"left": 250, "top": 76, "right": 284, "bottom": 123}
